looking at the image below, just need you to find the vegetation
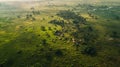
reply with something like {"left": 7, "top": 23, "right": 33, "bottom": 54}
{"left": 0, "top": 0, "right": 120, "bottom": 67}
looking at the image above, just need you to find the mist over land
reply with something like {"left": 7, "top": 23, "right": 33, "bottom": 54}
{"left": 0, "top": 0, "right": 120, "bottom": 67}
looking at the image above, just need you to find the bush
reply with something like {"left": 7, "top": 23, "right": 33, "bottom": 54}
{"left": 48, "top": 27, "right": 52, "bottom": 30}
{"left": 41, "top": 26, "right": 46, "bottom": 31}
{"left": 55, "top": 49, "right": 63, "bottom": 57}
{"left": 54, "top": 30, "right": 62, "bottom": 36}
{"left": 42, "top": 39, "right": 47, "bottom": 45}
{"left": 81, "top": 46, "right": 97, "bottom": 56}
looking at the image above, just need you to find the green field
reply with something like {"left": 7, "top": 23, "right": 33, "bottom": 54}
{"left": 0, "top": 0, "right": 120, "bottom": 67}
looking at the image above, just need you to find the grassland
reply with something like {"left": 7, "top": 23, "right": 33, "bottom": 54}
{"left": 0, "top": 0, "right": 120, "bottom": 67}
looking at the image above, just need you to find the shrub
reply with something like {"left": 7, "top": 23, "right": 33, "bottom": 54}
{"left": 55, "top": 49, "right": 63, "bottom": 57}
{"left": 81, "top": 46, "right": 97, "bottom": 56}
{"left": 42, "top": 39, "right": 47, "bottom": 45}
{"left": 41, "top": 26, "right": 46, "bottom": 31}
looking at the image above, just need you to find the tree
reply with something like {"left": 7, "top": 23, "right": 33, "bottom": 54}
{"left": 57, "top": 10, "right": 77, "bottom": 20}
{"left": 49, "top": 19, "right": 65, "bottom": 27}
{"left": 41, "top": 26, "right": 46, "bottom": 31}
{"left": 32, "top": 17, "right": 36, "bottom": 21}
{"left": 55, "top": 49, "right": 63, "bottom": 57}
{"left": 57, "top": 10, "right": 86, "bottom": 24}
{"left": 54, "top": 30, "right": 62, "bottom": 36}
{"left": 42, "top": 39, "right": 47, "bottom": 45}
{"left": 81, "top": 46, "right": 97, "bottom": 56}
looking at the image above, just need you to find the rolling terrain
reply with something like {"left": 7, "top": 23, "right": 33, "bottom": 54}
{"left": 0, "top": 0, "right": 120, "bottom": 67}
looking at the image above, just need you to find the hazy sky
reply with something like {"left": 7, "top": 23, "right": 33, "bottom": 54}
{"left": 0, "top": 0, "right": 41, "bottom": 1}
{"left": 0, "top": 0, "right": 119, "bottom": 2}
